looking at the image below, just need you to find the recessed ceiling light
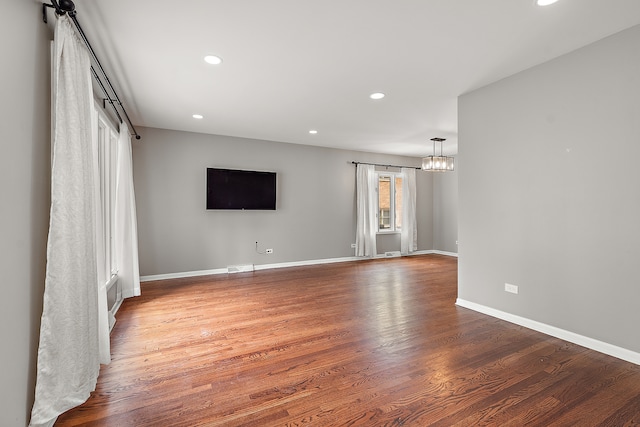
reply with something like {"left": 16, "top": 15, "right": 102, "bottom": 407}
{"left": 309, "top": 130, "right": 318, "bottom": 134}
{"left": 192, "top": 114, "right": 204, "bottom": 119}
{"left": 204, "top": 55, "right": 222, "bottom": 65}
{"left": 536, "top": 0, "right": 559, "bottom": 5}
{"left": 370, "top": 92, "right": 385, "bottom": 100}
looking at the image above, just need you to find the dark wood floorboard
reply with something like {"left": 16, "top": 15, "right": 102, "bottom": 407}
{"left": 55, "top": 255, "right": 640, "bottom": 426}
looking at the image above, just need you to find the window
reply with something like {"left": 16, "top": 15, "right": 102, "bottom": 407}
{"left": 95, "top": 108, "right": 118, "bottom": 280}
{"left": 94, "top": 103, "right": 122, "bottom": 328}
{"left": 377, "top": 173, "right": 403, "bottom": 232}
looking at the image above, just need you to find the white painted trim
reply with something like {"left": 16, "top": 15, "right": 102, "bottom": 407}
{"left": 429, "top": 250, "right": 458, "bottom": 257}
{"left": 122, "top": 288, "right": 140, "bottom": 299}
{"left": 140, "top": 257, "right": 361, "bottom": 282}
{"left": 140, "top": 251, "right": 459, "bottom": 283}
{"left": 403, "top": 249, "right": 458, "bottom": 257}
{"left": 141, "top": 267, "right": 228, "bottom": 282}
{"left": 455, "top": 298, "right": 640, "bottom": 366}
{"left": 254, "top": 256, "right": 360, "bottom": 271}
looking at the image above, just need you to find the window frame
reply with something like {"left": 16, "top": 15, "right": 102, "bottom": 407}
{"left": 93, "top": 103, "right": 122, "bottom": 328}
{"left": 376, "top": 171, "right": 403, "bottom": 234}
{"left": 95, "top": 106, "right": 119, "bottom": 280}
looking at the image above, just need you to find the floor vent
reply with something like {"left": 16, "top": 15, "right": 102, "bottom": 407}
{"left": 384, "top": 251, "right": 401, "bottom": 258}
{"left": 227, "top": 264, "right": 255, "bottom": 274}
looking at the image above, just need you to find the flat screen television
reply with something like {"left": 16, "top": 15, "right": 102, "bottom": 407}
{"left": 206, "top": 167, "right": 277, "bottom": 210}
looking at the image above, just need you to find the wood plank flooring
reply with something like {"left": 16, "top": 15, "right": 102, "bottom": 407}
{"left": 55, "top": 255, "right": 640, "bottom": 426}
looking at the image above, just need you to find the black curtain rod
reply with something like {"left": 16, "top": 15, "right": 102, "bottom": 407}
{"left": 351, "top": 161, "right": 421, "bottom": 170}
{"left": 91, "top": 67, "right": 123, "bottom": 124}
{"left": 43, "top": 0, "right": 141, "bottom": 140}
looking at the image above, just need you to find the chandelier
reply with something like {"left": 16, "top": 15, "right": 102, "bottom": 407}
{"left": 422, "top": 138, "right": 454, "bottom": 171}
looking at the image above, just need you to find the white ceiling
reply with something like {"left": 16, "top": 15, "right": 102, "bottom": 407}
{"left": 74, "top": 0, "right": 640, "bottom": 157}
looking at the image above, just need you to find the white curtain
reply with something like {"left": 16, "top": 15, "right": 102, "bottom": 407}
{"left": 115, "top": 122, "right": 141, "bottom": 298}
{"left": 355, "top": 164, "right": 377, "bottom": 257}
{"left": 30, "top": 15, "right": 101, "bottom": 427}
{"left": 400, "top": 167, "right": 417, "bottom": 255}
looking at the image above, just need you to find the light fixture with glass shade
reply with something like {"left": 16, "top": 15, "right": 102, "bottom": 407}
{"left": 422, "top": 138, "right": 454, "bottom": 171}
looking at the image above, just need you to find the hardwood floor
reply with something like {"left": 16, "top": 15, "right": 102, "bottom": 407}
{"left": 56, "top": 255, "right": 640, "bottom": 426}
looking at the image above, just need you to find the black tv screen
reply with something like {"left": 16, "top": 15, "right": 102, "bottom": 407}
{"left": 206, "top": 168, "right": 277, "bottom": 210}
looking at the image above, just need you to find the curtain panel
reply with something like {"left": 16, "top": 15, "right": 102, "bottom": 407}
{"left": 355, "top": 164, "right": 377, "bottom": 257}
{"left": 30, "top": 15, "right": 103, "bottom": 427}
{"left": 115, "top": 122, "right": 141, "bottom": 299}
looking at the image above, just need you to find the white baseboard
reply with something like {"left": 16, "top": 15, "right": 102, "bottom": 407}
{"left": 429, "top": 250, "right": 458, "bottom": 257}
{"left": 140, "top": 257, "right": 360, "bottom": 282}
{"left": 254, "top": 256, "right": 361, "bottom": 271}
{"left": 141, "top": 267, "right": 229, "bottom": 282}
{"left": 140, "top": 250, "right": 459, "bottom": 282}
{"left": 456, "top": 298, "right": 640, "bottom": 366}
{"left": 400, "top": 249, "right": 458, "bottom": 257}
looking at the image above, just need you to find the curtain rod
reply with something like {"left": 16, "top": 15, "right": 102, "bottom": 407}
{"left": 42, "top": 0, "right": 141, "bottom": 140}
{"left": 351, "top": 161, "right": 421, "bottom": 170}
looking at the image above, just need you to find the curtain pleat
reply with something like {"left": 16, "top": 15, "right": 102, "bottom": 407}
{"left": 400, "top": 168, "right": 417, "bottom": 255}
{"left": 30, "top": 15, "right": 101, "bottom": 427}
{"left": 355, "top": 164, "right": 377, "bottom": 257}
{"left": 115, "top": 122, "right": 141, "bottom": 299}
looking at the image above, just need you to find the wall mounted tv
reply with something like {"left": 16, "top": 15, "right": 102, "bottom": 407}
{"left": 206, "top": 168, "right": 277, "bottom": 210}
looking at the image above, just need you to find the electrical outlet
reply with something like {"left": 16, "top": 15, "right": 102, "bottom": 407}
{"left": 351, "top": 243, "right": 356, "bottom": 248}
{"left": 505, "top": 283, "right": 519, "bottom": 294}
{"left": 266, "top": 248, "right": 273, "bottom": 254}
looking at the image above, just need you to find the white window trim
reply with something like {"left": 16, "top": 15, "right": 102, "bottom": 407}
{"left": 93, "top": 102, "right": 122, "bottom": 330}
{"left": 376, "top": 171, "right": 403, "bottom": 234}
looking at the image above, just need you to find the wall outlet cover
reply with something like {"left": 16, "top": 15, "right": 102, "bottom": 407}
{"left": 505, "top": 283, "right": 519, "bottom": 294}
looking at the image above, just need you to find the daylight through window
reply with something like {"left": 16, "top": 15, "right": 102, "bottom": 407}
{"left": 377, "top": 173, "right": 402, "bottom": 232}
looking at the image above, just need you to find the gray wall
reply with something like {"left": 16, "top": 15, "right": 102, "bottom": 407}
{"left": 133, "top": 127, "right": 436, "bottom": 276}
{"left": 433, "top": 169, "right": 458, "bottom": 253}
{"left": 1, "top": 2, "right": 51, "bottom": 425}
{"left": 458, "top": 25, "right": 640, "bottom": 353}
